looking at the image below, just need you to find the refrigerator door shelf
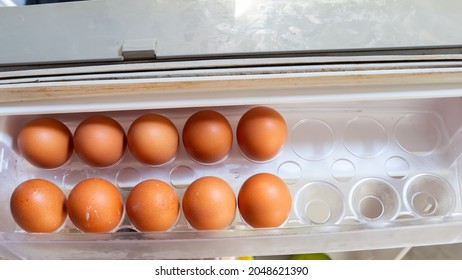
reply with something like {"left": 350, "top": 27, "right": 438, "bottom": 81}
{"left": 1, "top": 61, "right": 462, "bottom": 259}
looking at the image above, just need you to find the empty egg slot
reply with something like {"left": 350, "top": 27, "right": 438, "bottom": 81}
{"left": 350, "top": 178, "right": 400, "bottom": 222}
{"left": 359, "top": 196, "right": 384, "bottom": 220}
{"left": 295, "top": 181, "right": 344, "bottom": 225}
{"left": 404, "top": 174, "right": 455, "bottom": 217}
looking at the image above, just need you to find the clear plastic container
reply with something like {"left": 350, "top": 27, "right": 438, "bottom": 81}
{"left": 2, "top": 94, "right": 462, "bottom": 259}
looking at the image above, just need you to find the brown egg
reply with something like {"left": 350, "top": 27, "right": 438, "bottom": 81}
{"left": 10, "top": 179, "right": 67, "bottom": 233}
{"left": 238, "top": 173, "right": 291, "bottom": 228}
{"left": 67, "top": 178, "right": 123, "bottom": 233}
{"left": 127, "top": 114, "right": 178, "bottom": 166}
{"left": 17, "top": 118, "right": 73, "bottom": 169}
{"left": 126, "top": 179, "right": 179, "bottom": 231}
{"left": 182, "top": 176, "right": 236, "bottom": 230}
{"left": 236, "top": 106, "right": 287, "bottom": 162}
{"left": 73, "top": 116, "right": 126, "bottom": 167}
{"left": 182, "top": 110, "right": 233, "bottom": 164}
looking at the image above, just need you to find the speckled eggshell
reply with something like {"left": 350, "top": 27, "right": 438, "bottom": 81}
{"left": 73, "top": 116, "right": 126, "bottom": 167}
{"left": 182, "top": 110, "right": 233, "bottom": 164}
{"left": 236, "top": 107, "right": 287, "bottom": 162}
{"left": 238, "top": 173, "right": 292, "bottom": 228}
{"left": 182, "top": 176, "right": 236, "bottom": 230}
{"left": 127, "top": 114, "right": 179, "bottom": 166}
{"left": 10, "top": 179, "right": 67, "bottom": 233}
{"left": 67, "top": 178, "right": 123, "bottom": 233}
{"left": 126, "top": 179, "right": 179, "bottom": 232}
{"left": 17, "top": 118, "right": 73, "bottom": 169}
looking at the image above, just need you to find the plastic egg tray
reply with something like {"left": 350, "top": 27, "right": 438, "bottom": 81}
{"left": 1, "top": 97, "right": 462, "bottom": 258}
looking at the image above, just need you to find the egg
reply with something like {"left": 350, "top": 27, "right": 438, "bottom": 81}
{"left": 73, "top": 116, "right": 126, "bottom": 167}
{"left": 67, "top": 178, "right": 123, "bottom": 233}
{"left": 126, "top": 179, "right": 179, "bottom": 232}
{"left": 17, "top": 118, "right": 73, "bottom": 169}
{"left": 236, "top": 106, "right": 287, "bottom": 162}
{"left": 10, "top": 179, "right": 67, "bottom": 233}
{"left": 182, "top": 176, "right": 236, "bottom": 230}
{"left": 127, "top": 114, "right": 178, "bottom": 166}
{"left": 238, "top": 173, "right": 292, "bottom": 228}
{"left": 182, "top": 110, "right": 233, "bottom": 164}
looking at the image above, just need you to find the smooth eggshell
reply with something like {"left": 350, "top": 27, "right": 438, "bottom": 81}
{"left": 236, "top": 107, "right": 287, "bottom": 162}
{"left": 182, "top": 176, "right": 236, "bottom": 230}
{"left": 238, "top": 173, "right": 292, "bottom": 228}
{"left": 67, "top": 178, "right": 123, "bottom": 233}
{"left": 10, "top": 179, "right": 67, "bottom": 233}
{"left": 73, "top": 116, "right": 126, "bottom": 167}
{"left": 17, "top": 118, "right": 73, "bottom": 169}
{"left": 126, "top": 179, "right": 179, "bottom": 231}
{"left": 182, "top": 110, "right": 233, "bottom": 164}
{"left": 127, "top": 114, "right": 178, "bottom": 166}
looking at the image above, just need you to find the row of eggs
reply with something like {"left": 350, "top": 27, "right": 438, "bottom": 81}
{"left": 10, "top": 173, "right": 291, "bottom": 233}
{"left": 17, "top": 106, "right": 288, "bottom": 169}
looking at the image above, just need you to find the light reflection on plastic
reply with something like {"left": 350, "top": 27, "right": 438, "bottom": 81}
{"left": 0, "top": 148, "right": 6, "bottom": 173}
{"left": 234, "top": 0, "right": 254, "bottom": 18}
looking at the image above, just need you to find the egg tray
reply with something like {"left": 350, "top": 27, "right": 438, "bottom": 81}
{"left": 1, "top": 98, "right": 462, "bottom": 258}
{"left": 1, "top": 99, "right": 460, "bottom": 234}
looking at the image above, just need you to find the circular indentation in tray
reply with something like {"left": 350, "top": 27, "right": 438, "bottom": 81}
{"left": 63, "top": 170, "right": 87, "bottom": 189}
{"left": 116, "top": 167, "right": 142, "bottom": 190}
{"left": 394, "top": 114, "right": 441, "bottom": 156}
{"left": 411, "top": 192, "right": 438, "bottom": 216}
{"left": 344, "top": 117, "right": 387, "bottom": 158}
{"left": 350, "top": 178, "right": 399, "bottom": 221}
{"left": 331, "top": 159, "right": 355, "bottom": 182}
{"left": 305, "top": 200, "right": 331, "bottom": 224}
{"left": 385, "top": 156, "right": 410, "bottom": 179}
{"left": 295, "top": 181, "right": 344, "bottom": 225}
{"left": 404, "top": 174, "right": 455, "bottom": 217}
{"left": 359, "top": 196, "right": 384, "bottom": 220}
{"left": 170, "top": 166, "right": 195, "bottom": 189}
{"left": 277, "top": 161, "right": 302, "bottom": 185}
{"left": 291, "top": 119, "right": 334, "bottom": 161}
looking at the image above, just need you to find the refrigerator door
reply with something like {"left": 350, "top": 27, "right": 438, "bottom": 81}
{"left": 1, "top": 0, "right": 462, "bottom": 66}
